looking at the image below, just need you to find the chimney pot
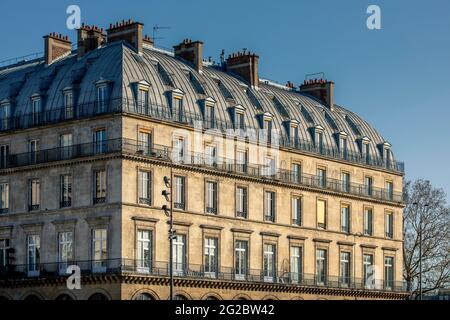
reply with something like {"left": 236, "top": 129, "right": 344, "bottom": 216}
{"left": 226, "top": 50, "right": 260, "bottom": 88}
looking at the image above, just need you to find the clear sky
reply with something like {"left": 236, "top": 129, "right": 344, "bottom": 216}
{"left": 1, "top": 0, "right": 449, "bottom": 197}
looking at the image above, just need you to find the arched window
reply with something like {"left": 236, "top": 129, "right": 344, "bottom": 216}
{"left": 24, "top": 294, "right": 41, "bottom": 301}
{"left": 88, "top": 293, "right": 109, "bottom": 301}
{"left": 55, "top": 294, "right": 74, "bottom": 301}
{"left": 205, "top": 296, "right": 219, "bottom": 300}
{"left": 134, "top": 293, "right": 155, "bottom": 301}
{"left": 174, "top": 294, "right": 188, "bottom": 300}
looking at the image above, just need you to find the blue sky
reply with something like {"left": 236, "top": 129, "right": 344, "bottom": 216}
{"left": 1, "top": 0, "right": 449, "bottom": 197}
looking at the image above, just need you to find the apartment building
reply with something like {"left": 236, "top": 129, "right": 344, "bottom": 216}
{"left": 0, "top": 20, "right": 407, "bottom": 300}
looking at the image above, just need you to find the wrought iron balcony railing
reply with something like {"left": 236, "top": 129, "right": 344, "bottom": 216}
{"left": 0, "top": 138, "right": 404, "bottom": 204}
{"left": 0, "top": 97, "right": 405, "bottom": 174}
{"left": 0, "top": 259, "right": 408, "bottom": 293}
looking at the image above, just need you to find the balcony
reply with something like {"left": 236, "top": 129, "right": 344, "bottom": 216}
{"left": 0, "top": 259, "right": 408, "bottom": 293}
{"left": 0, "top": 97, "right": 405, "bottom": 174}
{"left": 0, "top": 139, "right": 405, "bottom": 204}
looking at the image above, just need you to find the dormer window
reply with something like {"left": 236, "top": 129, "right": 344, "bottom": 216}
{"left": 205, "top": 105, "right": 215, "bottom": 129}
{"left": 360, "top": 137, "right": 371, "bottom": 164}
{"left": 257, "top": 112, "right": 274, "bottom": 144}
{"left": 134, "top": 80, "right": 151, "bottom": 114}
{"left": 284, "top": 120, "right": 299, "bottom": 147}
{"left": 337, "top": 131, "right": 348, "bottom": 159}
{"left": 0, "top": 101, "right": 11, "bottom": 131}
{"left": 97, "top": 85, "right": 108, "bottom": 113}
{"left": 313, "top": 125, "right": 325, "bottom": 153}
{"left": 379, "top": 142, "right": 392, "bottom": 168}
{"left": 171, "top": 89, "right": 185, "bottom": 123}
{"left": 228, "top": 104, "right": 246, "bottom": 132}
{"left": 31, "top": 95, "right": 42, "bottom": 125}
{"left": 63, "top": 89, "right": 74, "bottom": 120}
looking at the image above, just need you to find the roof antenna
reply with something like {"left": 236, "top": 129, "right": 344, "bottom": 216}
{"left": 220, "top": 49, "right": 225, "bottom": 69}
{"left": 152, "top": 24, "right": 171, "bottom": 45}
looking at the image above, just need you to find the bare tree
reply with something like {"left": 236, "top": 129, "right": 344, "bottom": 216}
{"left": 403, "top": 179, "right": 450, "bottom": 299}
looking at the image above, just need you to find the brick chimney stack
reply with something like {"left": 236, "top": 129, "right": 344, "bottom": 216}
{"left": 43, "top": 33, "right": 72, "bottom": 65}
{"left": 174, "top": 39, "right": 204, "bottom": 72}
{"left": 300, "top": 79, "right": 335, "bottom": 111}
{"left": 226, "top": 51, "right": 259, "bottom": 88}
{"left": 106, "top": 19, "right": 144, "bottom": 53}
{"left": 77, "top": 24, "right": 106, "bottom": 58}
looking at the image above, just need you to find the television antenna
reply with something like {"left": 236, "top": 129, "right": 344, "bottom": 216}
{"left": 153, "top": 24, "right": 171, "bottom": 43}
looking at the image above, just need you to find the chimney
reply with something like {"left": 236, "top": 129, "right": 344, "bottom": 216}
{"left": 106, "top": 19, "right": 144, "bottom": 53}
{"left": 143, "top": 35, "right": 154, "bottom": 48}
{"left": 77, "top": 24, "right": 106, "bottom": 58}
{"left": 43, "top": 33, "right": 72, "bottom": 65}
{"left": 300, "top": 79, "right": 335, "bottom": 111}
{"left": 226, "top": 51, "right": 259, "bottom": 88}
{"left": 174, "top": 39, "right": 204, "bottom": 72}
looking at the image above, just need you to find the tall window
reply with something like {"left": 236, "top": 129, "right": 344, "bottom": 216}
{"left": 60, "top": 174, "right": 72, "bottom": 208}
{"left": 363, "top": 254, "right": 374, "bottom": 288}
{"left": 64, "top": 91, "right": 74, "bottom": 119}
{"left": 236, "top": 186, "right": 248, "bottom": 218}
{"left": 205, "top": 145, "right": 217, "bottom": 167}
{"left": 385, "top": 181, "right": 394, "bottom": 201}
{"left": 138, "top": 131, "right": 152, "bottom": 155}
{"left": 173, "top": 98, "right": 183, "bottom": 122}
{"left": 172, "top": 234, "right": 186, "bottom": 276}
{"left": 364, "top": 143, "right": 370, "bottom": 164}
{"left": 92, "top": 228, "right": 107, "bottom": 273}
{"left": 27, "top": 235, "right": 40, "bottom": 276}
{"left": 384, "top": 256, "right": 394, "bottom": 290}
{"left": 206, "top": 181, "right": 218, "bottom": 214}
{"left": 58, "top": 232, "right": 73, "bottom": 274}
{"left": 0, "top": 239, "right": 10, "bottom": 269}
{"left": 264, "top": 119, "right": 272, "bottom": 144}
{"left": 97, "top": 85, "right": 107, "bottom": 113}
{"left": 263, "top": 157, "right": 276, "bottom": 177}
{"left": 174, "top": 176, "right": 186, "bottom": 210}
{"left": 364, "top": 208, "right": 374, "bottom": 236}
{"left": 317, "top": 168, "right": 326, "bottom": 188}
{"left": 385, "top": 211, "right": 394, "bottom": 238}
{"left": 235, "top": 240, "right": 248, "bottom": 280}
{"left": 94, "top": 170, "right": 106, "bottom": 204}
{"left": 290, "top": 126, "right": 299, "bottom": 146}
{"left": 32, "top": 98, "right": 41, "bottom": 124}
{"left": 316, "top": 249, "right": 327, "bottom": 285}
{"left": 316, "top": 131, "right": 324, "bottom": 152}
{"left": 236, "top": 150, "right": 247, "bottom": 173}
{"left": 173, "top": 137, "right": 185, "bottom": 163}
{"left": 341, "top": 204, "right": 350, "bottom": 233}
{"left": 94, "top": 129, "right": 106, "bottom": 154}
{"left": 204, "top": 237, "right": 218, "bottom": 278}
{"left": 28, "top": 139, "right": 40, "bottom": 164}
{"left": 138, "top": 88, "right": 149, "bottom": 114}
{"left": 60, "top": 133, "right": 73, "bottom": 159}
{"left": 28, "top": 179, "right": 40, "bottom": 211}
{"left": 340, "top": 137, "right": 348, "bottom": 158}
{"left": 263, "top": 244, "right": 276, "bottom": 282}
{"left": 292, "top": 196, "right": 302, "bottom": 226}
{"left": 340, "top": 252, "right": 351, "bottom": 286}
{"left": 0, "top": 145, "right": 8, "bottom": 169}
{"left": 365, "top": 176, "right": 373, "bottom": 196}
{"left": 0, "top": 183, "right": 9, "bottom": 214}
{"left": 290, "top": 246, "right": 302, "bottom": 283}
{"left": 205, "top": 106, "right": 215, "bottom": 129}
{"left": 264, "top": 191, "right": 276, "bottom": 222}
{"left": 138, "top": 171, "right": 151, "bottom": 205}
{"left": 0, "top": 103, "right": 10, "bottom": 130}
{"left": 341, "top": 172, "right": 350, "bottom": 193}
{"left": 291, "top": 163, "right": 301, "bottom": 184}
{"left": 317, "top": 199, "right": 327, "bottom": 230}
{"left": 137, "top": 230, "right": 152, "bottom": 272}
{"left": 236, "top": 112, "right": 245, "bottom": 130}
